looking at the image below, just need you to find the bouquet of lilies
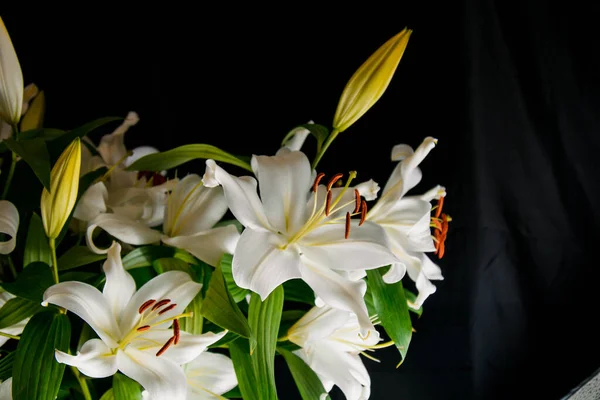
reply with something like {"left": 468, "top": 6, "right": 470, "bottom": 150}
{"left": 0, "top": 16, "right": 451, "bottom": 400}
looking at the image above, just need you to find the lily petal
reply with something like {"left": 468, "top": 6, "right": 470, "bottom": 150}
{"left": 134, "top": 329, "right": 227, "bottom": 365}
{"left": 73, "top": 182, "right": 108, "bottom": 222}
{"left": 162, "top": 225, "right": 240, "bottom": 267}
{"left": 202, "top": 160, "right": 271, "bottom": 231}
{"left": 0, "top": 317, "right": 27, "bottom": 347}
{"left": 55, "top": 339, "right": 117, "bottom": 378}
{"left": 0, "top": 200, "right": 19, "bottom": 254}
{"left": 185, "top": 352, "right": 237, "bottom": 399}
{"left": 43, "top": 281, "right": 121, "bottom": 348}
{"left": 118, "top": 347, "right": 187, "bottom": 400}
{"left": 300, "top": 221, "right": 397, "bottom": 271}
{"left": 96, "top": 112, "right": 139, "bottom": 165}
{"left": 376, "top": 198, "right": 436, "bottom": 252}
{"left": 119, "top": 271, "right": 202, "bottom": 335}
{"left": 299, "top": 260, "right": 374, "bottom": 335}
{"left": 0, "top": 17, "right": 23, "bottom": 125}
{"left": 164, "top": 174, "right": 228, "bottom": 237}
{"left": 250, "top": 151, "right": 312, "bottom": 234}
{"left": 86, "top": 213, "right": 163, "bottom": 254}
{"left": 102, "top": 242, "right": 136, "bottom": 321}
{"left": 232, "top": 229, "right": 302, "bottom": 300}
{"left": 0, "top": 377, "right": 12, "bottom": 399}
{"left": 288, "top": 305, "right": 351, "bottom": 347}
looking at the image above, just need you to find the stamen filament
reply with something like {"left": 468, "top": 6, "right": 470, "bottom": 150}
{"left": 360, "top": 351, "right": 381, "bottom": 363}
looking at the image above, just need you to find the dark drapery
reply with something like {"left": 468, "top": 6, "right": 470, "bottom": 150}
{"left": 3, "top": 1, "right": 599, "bottom": 398}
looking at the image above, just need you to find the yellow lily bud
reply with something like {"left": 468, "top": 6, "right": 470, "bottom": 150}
{"left": 20, "top": 89, "right": 45, "bottom": 131}
{"left": 333, "top": 28, "right": 412, "bottom": 132}
{"left": 41, "top": 138, "right": 82, "bottom": 239}
{"left": 0, "top": 16, "right": 24, "bottom": 125}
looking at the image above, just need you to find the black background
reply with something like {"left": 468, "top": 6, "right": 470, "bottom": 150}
{"left": 3, "top": 1, "right": 600, "bottom": 399}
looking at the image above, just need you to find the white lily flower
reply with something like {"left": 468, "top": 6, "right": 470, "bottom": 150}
{"left": 288, "top": 305, "right": 385, "bottom": 400}
{"left": 86, "top": 174, "right": 239, "bottom": 267}
{"left": 0, "top": 377, "right": 12, "bottom": 399}
{"left": 42, "top": 242, "right": 226, "bottom": 400}
{"left": 202, "top": 149, "right": 398, "bottom": 334}
{"left": 0, "top": 200, "right": 19, "bottom": 255}
{"left": 183, "top": 351, "right": 237, "bottom": 400}
{"left": 365, "top": 137, "right": 445, "bottom": 308}
{"left": 0, "top": 83, "right": 39, "bottom": 141}
{"left": 0, "top": 292, "right": 28, "bottom": 347}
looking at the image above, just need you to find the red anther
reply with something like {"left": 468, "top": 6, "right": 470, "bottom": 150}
{"left": 173, "top": 319, "right": 180, "bottom": 345}
{"left": 158, "top": 303, "right": 177, "bottom": 315}
{"left": 136, "top": 325, "right": 151, "bottom": 332}
{"left": 353, "top": 189, "right": 361, "bottom": 214}
{"left": 313, "top": 172, "right": 326, "bottom": 192}
{"left": 156, "top": 336, "right": 175, "bottom": 357}
{"left": 359, "top": 200, "right": 367, "bottom": 226}
{"left": 434, "top": 196, "right": 445, "bottom": 218}
{"left": 345, "top": 212, "right": 351, "bottom": 239}
{"left": 326, "top": 173, "right": 344, "bottom": 191}
{"left": 151, "top": 299, "right": 171, "bottom": 311}
{"left": 138, "top": 171, "right": 167, "bottom": 187}
{"left": 139, "top": 299, "right": 156, "bottom": 314}
{"left": 325, "top": 190, "right": 333, "bottom": 216}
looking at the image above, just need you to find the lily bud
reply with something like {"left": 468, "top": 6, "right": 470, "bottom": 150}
{"left": 0, "top": 16, "right": 24, "bottom": 125}
{"left": 41, "top": 138, "right": 82, "bottom": 239}
{"left": 332, "top": 28, "right": 412, "bottom": 133}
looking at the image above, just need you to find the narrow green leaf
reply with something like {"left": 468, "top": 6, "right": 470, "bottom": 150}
{"left": 200, "top": 261, "right": 253, "bottom": 340}
{"left": 208, "top": 331, "right": 239, "bottom": 349}
{"left": 48, "top": 117, "right": 123, "bottom": 159}
{"left": 282, "top": 280, "right": 315, "bottom": 305}
{"left": 220, "top": 254, "right": 249, "bottom": 303}
{"left": 4, "top": 137, "right": 51, "bottom": 191}
{"left": 0, "top": 351, "right": 15, "bottom": 381}
{"left": 229, "top": 338, "right": 259, "bottom": 400}
{"left": 179, "top": 292, "right": 203, "bottom": 335}
{"left": 59, "top": 271, "right": 100, "bottom": 285}
{"left": 278, "top": 347, "right": 330, "bottom": 400}
{"left": 113, "top": 372, "right": 142, "bottom": 400}
{"left": 248, "top": 287, "right": 284, "bottom": 400}
{"left": 223, "top": 385, "right": 243, "bottom": 399}
{"left": 125, "top": 144, "right": 253, "bottom": 173}
{"left": 214, "top": 219, "right": 244, "bottom": 233}
{"left": 281, "top": 124, "right": 329, "bottom": 153}
{"left": 23, "top": 213, "right": 52, "bottom": 267}
{"left": 152, "top": 257, "right": 199, "bottom": 281}
{"left": 57, "top": 245, "right": 107, "bottom": 271}
{"left": 0, "top": 297, "right": 43, "bottom": 329}
{"left": 12, "top": 310, "right": 71, "bottom": 400}
{"left": 19, "top": 128, "right": 65, "bottom": 142}
{"left": 122, "top": 245, "right": 196, "bottom": 270}
{"left": 99, "top": 389, "right": 115, "bottom": 400}
{"left": 366, "top": 268, "right": 413, "bottom": 364}
{"left": 1, "top": 262, "right": 53, "bottom": 302}
{"left": 404, "top": 288, "right": 423, "bottom": 316}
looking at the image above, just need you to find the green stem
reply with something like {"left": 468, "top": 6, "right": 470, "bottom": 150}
{"left": 311, "top": 128, "right": 339, "bottom": 170}
{"left": 49, "top": 238, "right": 59, "bottom": 284}
{"left": 1, "top": 151, "right": 17, "bottom": 200}
{"left": 7, "top": 256, "right": 17, "bottom": 280}
{"left": 70, "top": 365, "right": 92, "bottom": 400}
{"left": 0, "top": 331, "right": 20, "bottom": 340}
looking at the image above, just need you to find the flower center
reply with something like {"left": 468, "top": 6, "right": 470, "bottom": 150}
{"left": 283, "top": 171, "right": 369, "bottom": 248}
{"left": 117, "top": 298, "right": 191, "bottom": 356}
{"left": 431, "top": 196, "right": 451, "bottom": 258}
{"left": 137, "top": 171, "right": 167, "bottom": 187}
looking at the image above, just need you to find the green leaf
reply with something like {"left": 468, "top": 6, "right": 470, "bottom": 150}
{"left": 223, "top": 385, "right": 243, "bottom": 399}
{"left": 20, "top": 128, "right": 65, "bottom": 142}
{"left": 404, "top": 288, "right": 423, "bottom": 316}
{"left": 208, "top": 330, "right": 239, "bottom": 349}
{"left": 48, "top": 117, "right": 123, "bottom": 160}
{"left": 1, "top": 262, "right": 53, "bottom": 302}
{"left": 278, "top": 347, "right": 330, "bottom": 400}
{"left": 366, "top": 268, "right": 413, "bottom": 365}
{"left": 0, "top": 297, "right": 43, "bottom": 329}
{"left": 229, "top": 338, "right": 259, "bottom": 400}
{"left": 59, "top": 271, "right": 100, "bottom": 284}
{"left": 248, "top": 287, "right": 284, "bottom": 400}
{"left": 122, "top": 245, "right": 197, "bottom": 270}
{"left": 278, "top": 310, "right": 307, "bottom": 340}
{"left": 220, "top": 254, "right": 249, "bottom": 303}
{"left": 113, "top": 372, "right": 142, "bottom": 400}
{"left": 282, "top": 280, "right": 315, "bottom": 305}
{"left": 58, "top": 245, "right": 107, "bottom": 271}
{"left": 23, "top": 213, "right": 52, "bottom": 267}
{"left": 99, "top": 389, "right": 115, "bottom": 400}
{"left": 281, "top": 124, "right": 330, "bottom": 153}
{"left": 152, "top": 257, "right": 198, "bottom": 281}
{"left": 12, "top": 310, "right": 71, "bottom": 400}
{"left": 0, "top": 351, "right": 15, "bottom": 381}
{"left": 179, "top": 291, "right": 203, "bottom": 335}
{"left": 4, "top": 137, "right": 51, "bottom": 191}
{"left": 200, "top": 260, "right": 253, "bottom": 341}
{"left": 125, "top": 144, "right": 253, "bottom": 173}
{"left": 214, "top": 219, "right": 244, "bottom": 233}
